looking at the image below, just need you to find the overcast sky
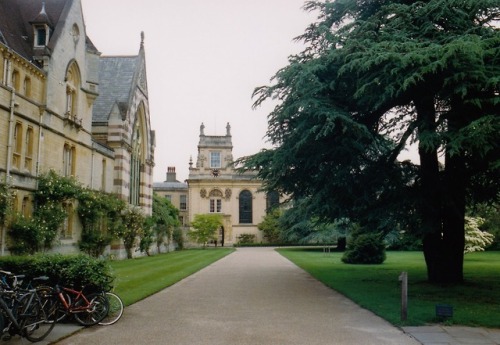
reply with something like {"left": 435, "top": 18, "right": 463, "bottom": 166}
{"left": 81, "top": 0, "right": 317, "bottom": 182}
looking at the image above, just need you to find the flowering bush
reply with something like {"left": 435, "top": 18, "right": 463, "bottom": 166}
{"left": 464, "top": 216, "right": 495, "bottom": 254}
{"left": 9, "top": 170, "right": 81, "bottom": 254}
{"left": 119, "top": 207, "right": 145, "bottom": 258}
{"left": 77, "top": 188, "right": 126, "bottom": 257}
{"left": 0, "top": 183, "right": 11, "bottom": 225}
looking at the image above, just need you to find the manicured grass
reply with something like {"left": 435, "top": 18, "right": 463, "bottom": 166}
{"left": 278, "top": 248, "right": 500, "bottom": 328}
{"left": 109, "top": 248, "right": 234, "bottom": 306}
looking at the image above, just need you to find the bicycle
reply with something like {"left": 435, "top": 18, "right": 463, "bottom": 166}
{"left": 99, "top": 291, "right": 124, "bottom": 326}
{"left": 53, "top": 284, "right": 109, "bottom": 326}
{"left": 0, "top": 271, "right": 57, "bottom": 342}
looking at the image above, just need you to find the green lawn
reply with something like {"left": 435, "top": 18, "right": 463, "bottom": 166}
{"left": 277, "top": 248, "right": 500, "bottom": 328}
{"left": 109, "top": 248, "right": 234, "bottom": 306}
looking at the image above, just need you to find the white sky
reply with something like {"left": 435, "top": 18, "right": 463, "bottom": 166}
{"left": 81, "top": 0, "right": 317, "bottom": 182}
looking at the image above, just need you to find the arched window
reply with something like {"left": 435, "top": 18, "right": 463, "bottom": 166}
{"left": 129, "top": 123, "right": 142, "bottom": 206}
{"left": 65, "top": 62, "right": 80, "bottom": 123}
{"left": 60, "top": 203, "right": 74, "bottom": 238}
{"left": 21, "top": 196, "right": 31, "bottom": 218}
{"left": 63, "top": 143, "right": 75, "bottom": 177}
{"left": 11, "top": 70, "right": 20, "bottom": 91}
{"left": 239, "top": 190, "right": 253, "bottom": 224}
{"left": 129, "top": 104, "right": 148, "bottom": 206}
{"left": 101, "top": 159, "right": 107, "bottom": 191}
{"left": 209, "top": 189, "right": 223, "bottom": 213}
{"left": 23, "top": 77, "right": 31, "bottom": 97}
{"left": 12, "top": 122, "right": 22, "bottom": 169}
{"left": 24, "top": 127, "right": 34, "bottom": 172}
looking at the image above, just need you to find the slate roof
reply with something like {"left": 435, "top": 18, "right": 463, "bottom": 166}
{"left": 153, "top": 181, "right": 188, "bottom": 191}
{"left": 92, "top": 56, "right": 139, "bottom": 123}
{"left": 0, "top": 0, "right": 99, "bottom": 65}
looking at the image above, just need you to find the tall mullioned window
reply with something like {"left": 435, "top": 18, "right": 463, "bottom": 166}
{"left": 24, "top": 127, "right": 34, "bottom": 172}
{"left": 180, "top": 195, "right": 187, "bottom": 210}
{"left": 12, "top": 122, "right": 22, "bottom": 170}
{"left": 63, "top": 143, "right": 75, "bottom": 177}
{"left": 239, "top": 190, "right": 253, "bottom": 224}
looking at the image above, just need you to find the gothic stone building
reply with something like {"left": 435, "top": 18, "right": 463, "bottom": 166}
{"left": 0, "top": 0, "right": 155, "bottom": 255}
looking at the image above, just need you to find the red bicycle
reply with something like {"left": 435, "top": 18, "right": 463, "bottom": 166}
{"left": 52, "top": 285, "right": 108, "bottom": 326}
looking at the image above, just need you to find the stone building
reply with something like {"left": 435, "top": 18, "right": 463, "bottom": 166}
{"left": 0, "top": 0, "right": 154, "bottom": 254}
{"left": 186, "top": 123, "right": 277, "bottom": 246}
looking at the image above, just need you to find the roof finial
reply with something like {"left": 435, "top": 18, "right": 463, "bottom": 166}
{"left": 140, "top": 31, "right": 145, "bottom": 48}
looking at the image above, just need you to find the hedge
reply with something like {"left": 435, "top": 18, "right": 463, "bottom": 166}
{"left": 0, "top": 254, "right": 114, "bottom": 291}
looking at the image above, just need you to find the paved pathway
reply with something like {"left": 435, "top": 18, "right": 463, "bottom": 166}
{"left": 53, "top": 247, "right": 419, "bottom": 345}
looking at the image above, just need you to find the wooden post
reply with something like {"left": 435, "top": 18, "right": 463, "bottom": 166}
{"left": 399, "top": 272, "right": 408, "bottom": 321}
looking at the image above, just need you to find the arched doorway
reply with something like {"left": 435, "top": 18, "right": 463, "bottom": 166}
{"left": 219, "top": 226, "right": 225, "bottom": 247}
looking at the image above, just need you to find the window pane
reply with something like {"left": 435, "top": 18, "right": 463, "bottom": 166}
{"left": 210, "top": 152, "right": 221, "bottom": 168}
{"left": 37, "top": 28, "right": 46, "bottom": 46}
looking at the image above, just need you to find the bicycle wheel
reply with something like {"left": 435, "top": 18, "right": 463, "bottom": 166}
{"left": 73, "top": 293, "right": 109, "bottom": 326}
{"left": 20, "top": 294, "right": 56, "bottom": 342}
{"left": 99, "top": 292, "right": 124, "bottom": 325}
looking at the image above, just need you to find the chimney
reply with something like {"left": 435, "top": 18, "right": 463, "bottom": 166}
{"left": 166, "top": 167, "right": 177, "bottom": 182}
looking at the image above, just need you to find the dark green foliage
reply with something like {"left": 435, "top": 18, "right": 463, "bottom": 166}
{"left": 149, "top": 193, "right": 180, "bottom": 253}
{"left": 172, "top": 228, "right": 184, "bottom": 250}
{"left": 77, "top": 189, "right": 126, "bottom": 257}
{"left": 0, "top": 183, "right": 10, "bottom": 225}
{"left": 257, "top": 208, "right": 282, "bottom": 243}
{"left": 139, "top": 219, "right": 155, "bottom": 256}
{"left": 9, "top": 170, "right": 81, "bottom": 253}
{"left": 342, "top": 232, "right": 386, "bottom": 264}
{"left": 385, "top": 229, "right": 423, "bottom": 251}
{"left": 0, "top": 254, "right": 114, "bottom": 291}
{"left": 238, "top": 0, "right": 499, "bottom": 283}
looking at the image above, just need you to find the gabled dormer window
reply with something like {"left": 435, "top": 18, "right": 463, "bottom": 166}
{"left": 30, "top": 2, "right": 52, "bottom": 48}
{"left": 34, "top": 25, "right": 50, "bottom": 47}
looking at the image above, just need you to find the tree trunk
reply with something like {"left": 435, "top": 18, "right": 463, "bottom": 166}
{"left": 415, "top": 96, "right": 469, "bottom": 284}
{"left": 414, "top": 97, "right": 445, "bottom": 283}
{"left": 440, "top": 101, "right": 468, "bottom": 283}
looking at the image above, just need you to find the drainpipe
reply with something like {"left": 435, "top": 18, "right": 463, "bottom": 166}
{"left": 36, "top": 107, "right": 45, "bottom": 181}
{"left": 2, "top": 58, "right": 15, "bottom": 256}
{"left": 90, "top": 144, "right": 94, "bottom": 189}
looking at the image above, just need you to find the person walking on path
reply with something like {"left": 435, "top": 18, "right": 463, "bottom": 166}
{"left": 55, "top": 247, "right": 420, "bottom": 345}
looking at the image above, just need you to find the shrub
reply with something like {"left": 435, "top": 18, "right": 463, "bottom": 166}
{"left": 237, "top": 233, "right": 256, "bottom": 244}
{"left": 189, "top": 214, "right": 222, "bottom": 248}
{"left": 342, "top": 232, "right": 386, "bottom": 264}
{"left": 172, "top": 228, "right": 184, "bottom": 250}
{"left": 464, "top": 216, "right": 494, "bottom": 253}
{"left": 0, "top": 254, "right": 114, "bottom": 291}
